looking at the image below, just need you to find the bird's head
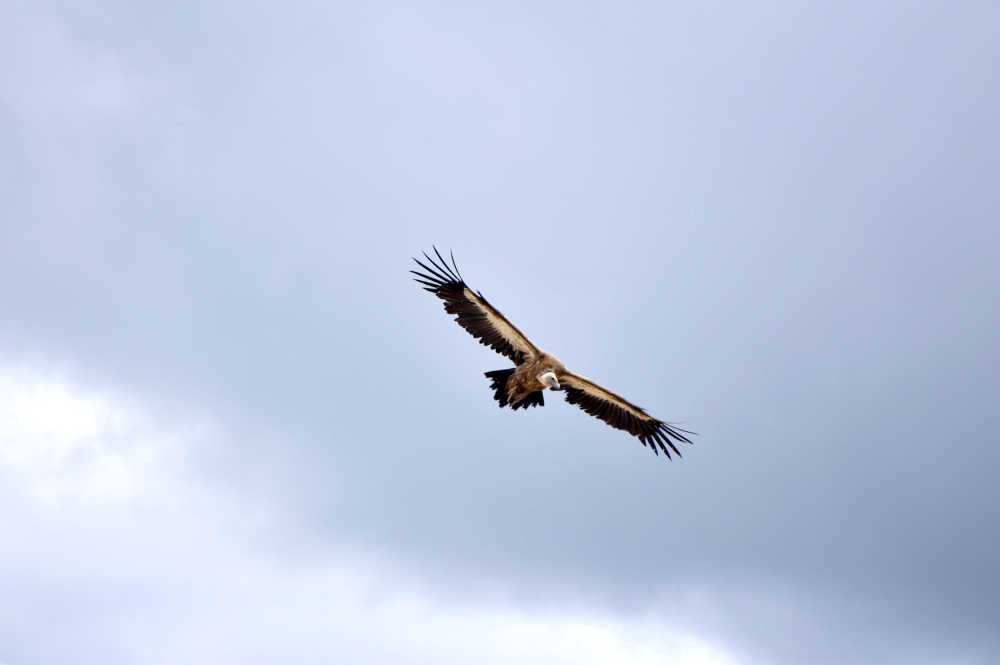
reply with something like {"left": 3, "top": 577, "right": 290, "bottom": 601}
{"left": 538, "top": 371, "right": 561, "bottom": 390}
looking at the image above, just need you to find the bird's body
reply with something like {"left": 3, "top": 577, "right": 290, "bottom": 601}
{"left": 502, "top": 350, "right": 565, "bottom": 405}
{"left": 412, "top": 248, "right": 694, "bottom": 459}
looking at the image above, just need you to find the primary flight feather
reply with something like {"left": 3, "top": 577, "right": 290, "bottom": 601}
{"left": 411, "top": 247, "right": 694, "bottom": 458}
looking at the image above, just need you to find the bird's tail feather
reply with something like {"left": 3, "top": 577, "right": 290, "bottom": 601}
{"left": 484, "top": 369, "right": 544, "bottom": 410}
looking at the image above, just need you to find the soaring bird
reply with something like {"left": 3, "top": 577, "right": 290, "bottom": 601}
{"left": 411, "top": 248, "right": 694, "bottom": 458}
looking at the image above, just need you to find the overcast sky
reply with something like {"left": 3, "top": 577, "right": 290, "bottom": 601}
{"left": 2, "top": 2, "right": 999, "bottom": 664}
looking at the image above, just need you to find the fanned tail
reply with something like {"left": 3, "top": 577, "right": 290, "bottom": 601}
{"left": 484, "top": 369, "right": 544, "bottom": 410}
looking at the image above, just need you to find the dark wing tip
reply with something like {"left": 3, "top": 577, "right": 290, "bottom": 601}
{"left": 414, "top": 248, "right": 466, "bottom": 288}
{"left": 449, "top": 249, "right": 464, "bottom": 281}
{"left": 432, "top": 246, "right": 462, "bottom": 282}
{"left": 649, "top": 420, "right": 696, "bottom": 459}
{"left": 563, "top": 385, "right": 695, "bottom": 461}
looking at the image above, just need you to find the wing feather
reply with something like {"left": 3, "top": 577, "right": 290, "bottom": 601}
{"left": 560, "top": 371, "right": 694, "bottom": 458}
{"left": 412, "top": 248, "right": 539, "bottom": 364}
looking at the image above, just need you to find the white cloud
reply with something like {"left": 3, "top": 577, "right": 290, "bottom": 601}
{"left": 0, "top": 363, "right": 739, "bottom": 665}
{"left": 0, "top": 366, "right": 192, "bottom": 507}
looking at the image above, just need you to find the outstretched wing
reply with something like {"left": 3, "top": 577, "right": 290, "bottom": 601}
{"left": 412, "top": 248, "right": 540, "bottom": 364}
{"left": 560, "top": 371, "right": 694, "bottom": 458}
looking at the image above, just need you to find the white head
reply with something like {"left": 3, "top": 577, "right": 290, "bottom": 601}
{"left": 538, "top": 370, "right": 560, "bottom": 390}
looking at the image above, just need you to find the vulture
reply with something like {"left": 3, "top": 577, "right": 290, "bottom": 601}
{"left": 411, "top": 248, "right": 694, "bottom": 458}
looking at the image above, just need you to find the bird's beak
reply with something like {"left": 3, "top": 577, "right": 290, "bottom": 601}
{"left": 538, "top": 371, "right": 560, "bottom": 390}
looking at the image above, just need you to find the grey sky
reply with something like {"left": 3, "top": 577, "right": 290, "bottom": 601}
{"left": 2, "top": 2, "right": 999, "bottom": 664}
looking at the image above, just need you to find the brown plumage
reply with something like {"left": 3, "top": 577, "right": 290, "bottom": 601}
{"left": 412, "top": 247, "right": 694, "bottom": 458}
